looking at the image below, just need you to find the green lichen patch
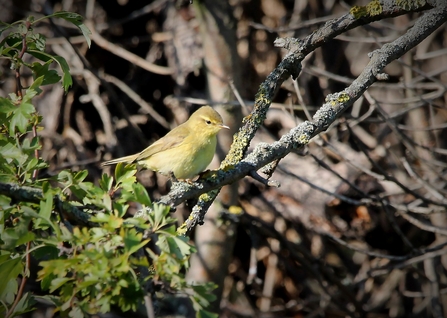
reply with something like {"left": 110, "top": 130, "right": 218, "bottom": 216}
{"left": 350, "top": 5, "right": 368, "bottom": 19}
{"left": 396, "top": 0, "right": 426, "bottom": 10}
{"left": 367, "top": 0, "right": 383, "bottom": 16}
{"left": 350, "top": 0, "right": 383, "bottom": 18}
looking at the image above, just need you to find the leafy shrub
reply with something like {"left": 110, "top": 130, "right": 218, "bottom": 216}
{"left": 0, "top": 12, "right": 216, "bottom": 318}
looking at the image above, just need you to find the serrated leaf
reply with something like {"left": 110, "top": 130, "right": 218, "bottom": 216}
{"left": 0, "top": 257, "right": 23, "bottom": 296}
{"left": 132, "top": 183, "right": 151, "bottom": 206}
{"left": 25, "top": 75, "right": 44, "bottom": 97}
{"left": 52, "top": 56, "right": 72, "bottom": 91}
{"left": 2, "top": 32, "right": 22, "bottom": 51}
{"left": 58, "top": 170, "right": 74, "bottom": 188}
{"left": 49, "top": 277, "right": 73, "bottom": 293}
{"left": 113, "top": 202, "right": 129, "bottom": 218}
{"left": 10, "top": 292, "right": 36, "bottom": 316}
{"left": 77, "top": 277, "right": 98, "bottom": 289}
{"left": 73, "top": 170, "right": 88, "bottom": 183}
{"left": 1, "top": 215, "right": 34, "bottom": 249}
{"left": 0, "top": 141, "right": 22, "bottom": 161}
{"left": 99, "top": 173, "right": 113, "bottom": 192}
{"left": 123, "top": 229, "right": 149, "bottom": 255}
{"left": 36, "top": 189, "right": 53, "bottom": 229}
{"left": 28, "top": 33, "right": 46, "bottom": 51}
{"left": 30, "top": 61, "right": 61, "bottom": 86}
{"left": 196, "top": 309, "right": 219, "bottom": 318}
{"left": 47, "top": 11, "right": 91, "bottom": 48}
{"left": 191, "top": 284, "right": 217, "bottom": 312}
{"left": 27, "top": 51, "right": 72, "bottom": 91}
{"left": 151, "top": 203, "right": 171, "bottom": 230}
{"left": 157, "top": 235, "right": 194, "bottom": 260}
{"left": 0, "top": 21, "right": 12, "bottom": 36}
{"left": 9, "top": 102, "right": 35, "bottom": 135}
{"left": 25, "top": 157, "right": 39, "bottom": 171}
{"left": 0, "top": 97, "right": 16, "bottom": 113}
{"left": 0, "top": 276, "right": 18, "bottom": 303}
{"left": 115, "top": 163, "right": 137, "bottom": 186}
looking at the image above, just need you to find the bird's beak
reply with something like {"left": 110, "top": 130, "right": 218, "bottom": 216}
{"left": 220, "top": 124, "right": 230, "bottom": 130}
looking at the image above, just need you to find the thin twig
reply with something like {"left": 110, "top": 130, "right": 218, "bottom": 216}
{"left": 87, "top": 21, "right": 173, "bottom": 75}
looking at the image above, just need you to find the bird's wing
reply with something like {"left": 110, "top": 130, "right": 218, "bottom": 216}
{"left": 135, "top": 125, "right": 189, "bottom": 161}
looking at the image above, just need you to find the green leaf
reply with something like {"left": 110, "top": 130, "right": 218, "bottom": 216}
{"left": 31, "top": 245, "right": 59, "bottom": 263}
{"left": 22, "top": 136, "right": 41, "bottom": 152}
{"left": 24, "top": 157, "right": 39, "bottom": 172}
{"left": 27, "top": 33, "right": 46, "bottom": 51}
{"left": 115, "top": 163, "right": 137, "bottom": 187}
{"left": 9, "top": 102, "right": 35, "bottom": 135}
{"left": 30, "top": 61, "right": 61, "bottom": 86}
{"left": 191, "top": 284, "right": 217, "bottom": 312}
{"left": 49, "top": 277, "right": 73, "bottom": 293}
{"left": 0, "top": 257, "right": 23, "bottom": 297}
{"left": 77, "top": 276, "right": 99, "bottom": 289}
{"left": 1, "top": 215, "right": 34, "bottom": 250}
{"left": 27, "top": 51, "right": 72, "bottom": 91}
{"left": 151, "top": 203, "right": 171, "bottom": 230}
{"left": 157, "top": 235, "right": 194, "bottom": 260}
{"left": 132, "top": 183, "right": 151, "bottom": 206}
{"left": 113, "top": 202, "right": 129, "bottom": 218}
{"left": 23, "top": 76, "right": 43, "bottom": 102}
{"left": 196, "top": 309, "right": 219, "bottom": 318}
{"left": 0, "top": 276, "right": 17, "bottom": 303}
{"left": 46, "top": 11, "right": 91, "bottom": 48}
{"left": 0, "top": 21, "right": 13, "bottom": 36}
{"left": 91, "top": 212, "right": 123, "bottom": 229}
{"left": 99, "top": 173, "right": 113, "bottom": 192}
{"left": 0, "top": 141, "right": 22, "bottom": 162}
{"left": 123, "top": 229, "right": 149, "bottom": 255}
{"left": 73, "top": 170, "right": 88, "bottom": 183}
{"left": 36, "top": 188, "right": 53, "bottom": 229}
{"left": 58, "top": 170, "right": 74, "bottom": 188}
{"left": 9, "top": 292, "right": 36, "bottom": 316}
{"left": 53, "top": 56, "right": 72, "bottom": 91}
{"left": 17, "top": 23, "right": 28, "bottom": 35}
{"left": 0, "top": 97, "right": 16, "bottom": 114}
{"left": 1, "top": 32, "right": 22, "bottom": 51}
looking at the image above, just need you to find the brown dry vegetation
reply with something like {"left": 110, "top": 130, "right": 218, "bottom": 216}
{"left": 2, "top": 0, "right": 447, "bottom": 317}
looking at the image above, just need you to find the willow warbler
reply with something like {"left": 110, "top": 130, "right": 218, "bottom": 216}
{"left": 102, "top": 106, "right": 229, "bottom": 179}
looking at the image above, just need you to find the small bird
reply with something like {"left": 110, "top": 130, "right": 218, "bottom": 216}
{"left": 102, "top": 106, "right": 229, "bottom": 180}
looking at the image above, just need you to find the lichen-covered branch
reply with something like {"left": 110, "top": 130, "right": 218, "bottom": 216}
{"left": 0, "top": 182, "right": 93, "bottom": 226}
{"left": 1, "top": 1, "right": 445, "bottom": 234}
{"left": 165, "top": 0, "right": 447, "bottom": 234}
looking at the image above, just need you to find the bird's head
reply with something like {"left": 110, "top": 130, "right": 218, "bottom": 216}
{"left": 189, "top": 106, "right": 230, "bottom": 136}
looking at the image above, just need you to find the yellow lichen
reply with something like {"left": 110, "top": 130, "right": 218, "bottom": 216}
{"left": 337, "top": 93, "right": 350, "bottom": 103}
{"left": 177, "top": 223, "right": 187, "bottom": 236}
{"left": 255, "top": 92, "right": 270, "bottom": 106}
{"left": 242, "top": 114, "right": 252, "bottom": 123}
{"left": 350, "top": 5, "right": 368, "bottom": 19}
{"left": 199, "top": 189, "right": 219, "bottom": 202}
{"left": 228, "top": 205, "right": 244, "bottom": 215}
{"left": 350, "top": 0, "right": 384, "bottom": 18}
{"left": 396, "top": 0, "right": 426, "bottom": 10}
{"left": 366, "top": 0, "right": 382, "bottom": 16}
{"left": 298, "top": 134, "right": 309, "bottom": 144}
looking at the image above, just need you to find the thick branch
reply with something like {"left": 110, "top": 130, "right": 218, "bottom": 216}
{"left": 162, "top": 1, "right": 447, "bottom": 233}
{"left": 0, "top": 182, "right": 92, "bottom": 226}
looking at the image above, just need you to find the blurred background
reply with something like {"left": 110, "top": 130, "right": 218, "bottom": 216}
{"left": 2, "top": 0, "right": 447, "bottom": 317}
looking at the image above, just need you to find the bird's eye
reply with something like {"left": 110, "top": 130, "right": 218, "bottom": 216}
{"left": 205, "top": 120, "right": 212, "bottom": 125}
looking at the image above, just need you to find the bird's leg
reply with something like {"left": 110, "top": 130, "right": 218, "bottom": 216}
{"left": 168, "top": 171, "right": 179, "bottom": 183}
{"left": 169, "top": 172, "right": 197, "bottom": 185}
{"left": 198, "top": 169, "right": 215, "bottom": 179}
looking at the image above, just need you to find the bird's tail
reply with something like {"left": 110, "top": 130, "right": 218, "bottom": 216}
{"left": 101, "top": 154, "right": 139, "bottom": 166}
